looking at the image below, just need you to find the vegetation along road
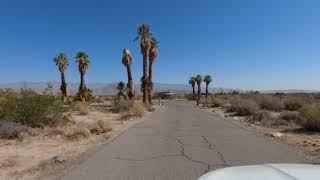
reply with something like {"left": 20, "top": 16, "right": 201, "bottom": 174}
{"left": 60, "top": 101, "right": 309, "bottom": 180}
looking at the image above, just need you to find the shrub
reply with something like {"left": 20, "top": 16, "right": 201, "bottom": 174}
{"left": 259, "top": 96, "right": 283, "bottom": 111}
{"left": 249, "top": 110, "right": 288, "bottom": 126}
{"left": 250, "top": 110, "right": 272, "bottom": 122}
{"left": 112, "top": 98, "right": 133, "bottom": 113}
{"left": 228, "top": 98, "right": 259, "bottom": 116}
{"left": 283, "top": 99, "right": 303, "bottom": 111}
{"left": 248, "top": 110, "right": 274, "bottom": 125}
{"left": 73, "top": 101, "right": 91, "bottom": 115}
{"left": 0, "top": 89, "right": 66, "bottom": 127}
{"left": 97, "top": 120, "right": 113, "bottom": 133}
{"left": 0, "top": 121, "right": 31, "bottom": 139}
{"left": 298, "top": 106, "right": 320, "bottom": 131}
{"left": 210, "top": 97, "right": 224, "bottom": 107}
{"left": 131, "top": 102, "right": 146, "bottom": 117}
{"left": 280, "top": 111, "right": 300, "bottom": 122}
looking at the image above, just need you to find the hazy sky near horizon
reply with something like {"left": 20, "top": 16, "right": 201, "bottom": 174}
{"left": 0, "top": 0, "right": 320, "bottom": 90}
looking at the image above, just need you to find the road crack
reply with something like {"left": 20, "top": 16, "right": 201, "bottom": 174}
{"left": 114, "top": 154, "right": 182, "bottom": 162}
{"left": 201, "top": 136, "right": 228, "bottom": 166}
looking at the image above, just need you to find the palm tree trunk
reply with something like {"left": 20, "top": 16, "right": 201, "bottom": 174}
{"left": 197, "top": 84, "right": 201, "bottom": 105}
{"left": 79, "top": 73, "right": 85, "bottom": 102}
{"left": 142, "top": 54, "right": 149, "bottom": 105}
{"left": 148, "top": 61, "right": 154, "bottom": 105}
{"left": 205, "top": 83, "right": 209, "bottom": 98}
{"left": 126, "top": 65, "right": 135, "bottom": 99}
{"left": 192, "top": 84, "right": 195, "bottom": 98}
{"left": 60, "top": 72, "right": 67, "bottom": 101}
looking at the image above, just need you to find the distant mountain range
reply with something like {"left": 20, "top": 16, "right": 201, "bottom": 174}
{"left": 0, "top": 81, "right": 206, "bottom": 95}
{"left": 0, "top": 81, "right": 318, "bottom": 95}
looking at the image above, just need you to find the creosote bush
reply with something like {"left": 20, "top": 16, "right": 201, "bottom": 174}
{"left": 228, "top": 98, "right": 259, "bottom": 116}
{"left": 283, "top": 99, "right": 303, "bottom": 111}
{"left": 248, "top": 110, "right": 272, "bottom": 124}
{"left": 298, "top": 106, "right": 320, "bottom": 131}
{"left": 280, "top": 111, "right": 300, "bottom": 122}
{"left": 0, "top": 89, "right": 66, "bottom": 127}
{"left": 258, "top": 96, "right": 283, "bottom": 111}
{"left": 112, "top": 98, "right": 133, "bottom": 113}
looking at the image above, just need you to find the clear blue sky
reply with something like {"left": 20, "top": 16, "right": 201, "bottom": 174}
{"left": 0, "top": 0, "right": 320, "bottom": 90}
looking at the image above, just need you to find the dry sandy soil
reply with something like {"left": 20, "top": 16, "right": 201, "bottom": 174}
{"left": 203, "top": 106, "right": 320, "bottom": 163}
{"left": 0, "top": 102, "right": 152, "bottom": 179}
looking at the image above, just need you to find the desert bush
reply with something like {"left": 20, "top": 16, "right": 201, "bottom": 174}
{"left": 298, "top": 106, "right": 320, "bottom": 131}
{"left": 283, "top": 99, "right": 303, "bottom": 111}
{"left": 248, "top": 110, "right": 272, "bottom": 124}
{"left": 97, "top": 120, "right": 113, "bottom": 133}
{"left": 112, "top": 98, "right": 133, "bottom": 113}
{"left": 258, "top": 96, "right": 283, "bottom": 111}
{"left": 210, "top": 97, "right": 224, "bottom": 107}
{"left": 0, "top": 121, "right": 31, "bottom": 139}
{"left": 0, "top": 89, "right": 66, "bottom": 127}
{"left": 228, "top": 98, "right": 259, "bottom": 116}
{"left": 71, "top": 126, "right": 91, "bottom": 139}
{"left": 249, "top": 110, "right": 288, "bottom": 126}
{"left": 280, "top": 111, "right": 300, "bottom": 122}
{"left": 73, "top": 101, "right": 91, "bottom": 115}
{"left": 131, "top": 102, "right": 146, "bottom": 117}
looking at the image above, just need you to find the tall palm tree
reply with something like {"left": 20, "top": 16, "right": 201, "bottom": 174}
{"left": 134, "top": 24, "right": 152, "bottom": 105}
{"left": 188, "top": 77, "right": 196, "bottom": 98}
{"left": 53, "top": 53, "right": 69, "bottom": 101}
{"left": 148, "top": 37, "right": 159, "bottom": 105}
{"left": 122, "top": 49, "right": 135, "bottom": 99}
{"left": 204, "top": 75, "right": 213, "bottom": 98}
{"left": 75, "top": 51, "right": 90, "bottom": 102}
{"left": 195, "top": 75, "right": 203, "bottom": 105}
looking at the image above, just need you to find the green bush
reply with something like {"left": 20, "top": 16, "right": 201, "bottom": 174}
{"left": 298, "top": 106, "right": 320, "bottom": 131}
{"left": 228, "top": 98, "right": 259, "bottom": 116}
{"left": 0, "top": 89, "right": 66, "bottom": 127}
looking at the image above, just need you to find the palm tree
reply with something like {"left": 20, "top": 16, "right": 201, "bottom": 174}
{"left": 75, "top": 51, "right": 90, "bottom": 102}
{"left": 122, "top": 49, "right": 135, "bottom": 99}
{"left": 188, "top": 77, "right": 196, "bottom": 98}
{"left": 116, "top": 81, "right": 127, "bottom": 100}
{"left": 53, "top": 53, "right": 69, "bottom": 101}
{"left": 195, "top": 75, "right": 203, "bottom": 105}
{"left": 134, "top": 24, "right": 152, "bottom": 105}
{"left": 148, "top": 37, "right": 159, "bottom": 105}
{"left": 204, "top": 75, "right": 213, "bottom": 98}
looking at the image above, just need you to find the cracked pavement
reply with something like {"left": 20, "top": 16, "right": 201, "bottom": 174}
{"left": 60, "top": 101, "right": 309, "bottom": 180}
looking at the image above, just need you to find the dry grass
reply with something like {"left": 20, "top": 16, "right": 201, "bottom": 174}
{"left": 97, "top": 120, "right": 113, "bottom": 133}
{"left": 258, "top": 95, "right": 283, "bottom": 111}
{"left": 283, "top": 98, "right": 304, "bottom": 111}
{"left": 280, "top": 111, "right": 300, "bottom": 122}
{"left": 228, "top": 98, "right": 259, "bottom": 116}
{"left": 131, "top": 102, "right": 146, "bottom": 117}
{"left": 73, "top": 101, "right": 91, "bottom": 115}
{"left": 298, "top": 106, "right": 320, "bottom": 131}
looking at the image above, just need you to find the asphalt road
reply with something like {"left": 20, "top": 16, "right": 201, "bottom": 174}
{"left": 61, "top": 101, "right": 309, "bottom": 180}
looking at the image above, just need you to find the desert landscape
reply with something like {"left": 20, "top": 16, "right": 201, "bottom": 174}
{"left": 1, "top": 1, "right": 320, "bottom": 180}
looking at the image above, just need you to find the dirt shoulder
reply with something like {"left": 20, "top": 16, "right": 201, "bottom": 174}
{"left": 0, "top": 102, "right": 157, "bottom": 179}
{"left": 201, "top": 106, "right": 320, "bottom": 164}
